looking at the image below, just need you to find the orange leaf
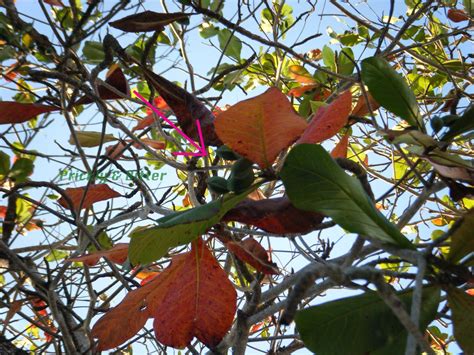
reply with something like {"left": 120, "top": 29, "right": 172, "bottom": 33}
{"left": 145, "top": 96, "right": 170, "bottom": 114}
{"left": 0, "top": 102, "right": 58, "bottom": 125}
{"left": 58, "top": 184, "right": 121, "bottom": 210}
{"left": 297, "top": 90, "right": 352, "bottom": 144}
{"left": 432, "top": 217, "right": 448, "bottom": 226}
{"left": 247, "top": 189, "right": 265, "bottom": 201}
{"left": 448, "top": 9, "right": 470, "bottom": 22}
{"left": 226, "top": 237, "right": 278, "bottom": 275}
{"left": 132, "top": 114, "right": 156, "bottom": 131}
{"left": 5, "top": 300, "right": 23, "bottom": 327}
{"left": 92, "top": 252, "right": 185, "bottom": 351}
{"left": 352, "top": 93, "right": 380, "bottom": 117}
{"left": 215, "top": 87, "right": 308, "bottom": 168}
{"left": 313, "top": 89, "right": 331, "bottom": 102}
{"left": 288, "top": 84, "right": 319, "bottom": 98}
{"left": 24, "top": 219, "right": 43, "bottom": 231}
{"left": 130, "top": 138, "right": 166, "bottom": 150}
{"left": 330, "top": 133, "right": 350, "bottom": 159}
{"left": 68, "top": 243, "right": 129, "bottom": 266}
{"left": 306, "top": 49, "right": 322, "bottom": 61}
{"left": 288, "top": 65, "right": 316, "bottom": 84}
{"left": 92, "top": 238, "right": 236, "bottom": 350}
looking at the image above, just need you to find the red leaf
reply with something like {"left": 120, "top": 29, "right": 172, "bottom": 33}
{"left": 75, "top": 65, "right": 129, "bottom": 105}
{"left": 92, "top": 239, "right": 236, "bottom": 350}
{"left": 110, "top": 11, "right": 189, "bottom": 32}
{"left": 153, "top": 239, "right": 236, "bottom": 348}
{"left": 297, "top": 90, "right": 352, "bottom": 144}
{"left": 30, "top": 297, "right": 48, "bottom": 317}
{"left": 223, "top": 197, "right": 324, "bottom": 234}
{"left": 226, "top": 237, "right": 278, "bottom": 275}
{"left": 330, "top": 133, "right": 350, "bottom": 159}
{"left": 44, "top": 0, "right": 65, "bottom": 5}
{"left": 352, "top": 93, "right": 380, "bottom": 117}
{"left": 448, "top": 9, "right": 470, "bottom": 22}
{"left": 0, "top": 206, "right": 6, "bottom": 219}
{"left": 141, "top": 68, "right": 222, "bottom": 146}
{"left": 215, "top": 87, "right": 308, "bottom": 168}
{"left": 0, "top": 102, "right": 58, "bottom": 125}
{"left": 68, "top": 243, "right": 129, "bottom": 266}
{"left": 58, "top": 184, "right": 121, "bottom": 210}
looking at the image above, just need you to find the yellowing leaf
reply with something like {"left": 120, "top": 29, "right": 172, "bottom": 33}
{"left": 215, "top": 87, "right": 307, "bottom": 168}
{"left": 69, "top": 131, "right": 117, "bottom": 148}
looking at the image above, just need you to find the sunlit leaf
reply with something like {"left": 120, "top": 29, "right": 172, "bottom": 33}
{"left": 58, "top": 184, "right": 121, "bottom": 210}
{"left": 215, "top": 87, "right": 307, "bottom": 168}
{"left": 92, "top": 239, "right": 236, "bottom": 350}
{"left": 361, "top": 57, "right": 422, "bottom": 128}
{"left": 129, "top": 188, "right": 255, "bottom": 264}
{"left": 280, "top": 144, "right": 414, "bottom": 248}
{"left": 298, "top": 90, "right": 352, "bottom": 144}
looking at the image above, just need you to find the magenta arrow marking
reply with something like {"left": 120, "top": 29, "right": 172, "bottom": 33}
{"left": 134, "top": 91, "right": 207, "bottom": 157}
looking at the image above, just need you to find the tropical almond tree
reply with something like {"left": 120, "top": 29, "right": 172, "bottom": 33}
{"left": 0, "top": 0, "right": 473, "bottom": 354}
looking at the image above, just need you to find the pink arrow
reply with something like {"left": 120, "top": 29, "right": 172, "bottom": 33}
{"left": 134, "top": 91, "right": 207, "bottom": 157}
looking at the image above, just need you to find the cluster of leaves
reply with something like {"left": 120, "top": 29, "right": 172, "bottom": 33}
{"left": 0, "top": 0, "right": 473, "bottom": 354}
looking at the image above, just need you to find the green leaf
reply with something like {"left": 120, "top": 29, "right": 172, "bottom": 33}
{"left": 0, "top": 46, "right": 16, "bottom": 62}
{"left": 46, "top": 249, "right": 70, "bottom": 262}
{"left": 447, "top": 287, "right": 474, "bottom": 354}
{"left": 361, "top": 57, "right": 422, "bottom": 128}
{"left": 0, "top": 151, "right": 10, "bottom": 179}
{"left": 447, "top": 210, "right": 474, "bottom": 263}
{"left": 337, "top": 47, "right": 355, "bottom": 75}
{"left": 322, "top": 45, "right": 336, "bottom": 72}
{"left": 9, "top": 158, "right": 33, "bottom": 182}
{"left": 199, "top": 23, "right": 219, "bottom": 39}
{"left": 280, "top": 144, "right": 413, "bottom": 248}
{"left": 442, "top": 104, "right": 474, "bottom": 142}
{"left": 296, "top": 286, "right": 440, "bottom": 355}
{"left": 129, "top": 187, "right": 255, "bottom": 264}
{"left": 157, "top": 32, "right": 171, "bottom": 45}
{"left": 217, "top": 29, "right": 242, "bottom": 61}
{"left": 464, "top": 0, "right": 474, "bottom": 16}
{"left": 82, "top": 41, "right": 105, "bottom": 63}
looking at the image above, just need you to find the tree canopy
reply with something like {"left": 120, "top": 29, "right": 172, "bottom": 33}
{"left": 0, "top": 0, "right": 473, "bottom": 354}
